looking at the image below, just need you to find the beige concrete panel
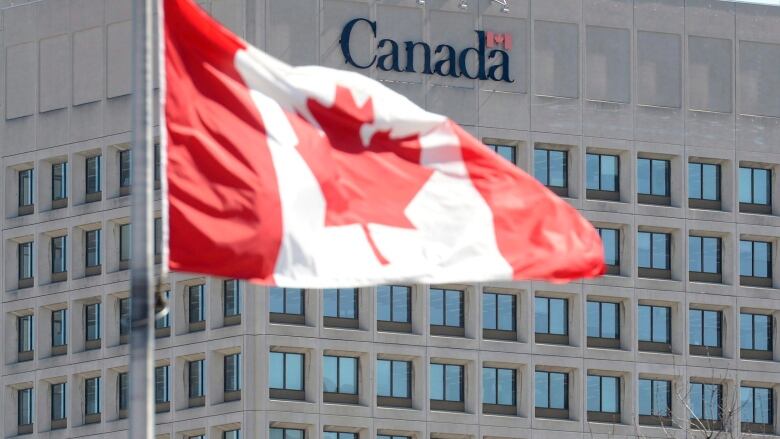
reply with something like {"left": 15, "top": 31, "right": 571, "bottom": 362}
{"left": 106, "top": 20, "right": 131, "bottom": 99}
{"left": 39, "top": 35, "right": 71, "bottom": 112}
{"left": 5, "top": 42, "right": 36, "bottom": 119}
{"left": 73, "top": 27, "right": 105, "bottom": 105}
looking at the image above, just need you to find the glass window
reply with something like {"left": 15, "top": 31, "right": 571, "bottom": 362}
{"left": 740, "top": 240, "right": 772, "bottom": 278}
{"left": 18, "top": 242, "right": 33, "bottom": 281}
{"left": 587, "top": 375, "right": 620, "bottom": 413}
{"left": 430, "top": 363, "right": 463, "bottom": 402}
{"left": 377, "top": 285, "right": 410, "bottom": 323}
{"left": 598, "top": 228, "right": 620, "bottom": 266}
{"left": 535, "top": 371, "right": 567, "bottom": 409}
{"left": 154, "top": 217, "right": 162, "bottom": 256}
{"left": 154, "top": 143, "right": 161, "bottom": 183}
{"left": 18, "top": 388, "right": 33, "bottom": 426}
{"left": 269, "top": 288, "right": 304, "bottom": 315}
{"left": 377, "top": 359, "right": 410, "bottom": 398}
{"left": 638, "top": 379, "right": 671, "bottom": 417}
{"left": 224, "top": 280, "right": 241, "bottom": 317}
{"left": 188, "top": 359, "right": 205, "bottom": 398}
{"left": 741, "top": 313, "right": 772, "bottom": 351}
{"left": 430, "top": 288, "right": 463, "bottom": 327}
{"left": 224, "top": 430, "right": 240, "bottom": 439}
{"left": 740, "top": 167, "right": 771, "bottom": 205}
{"left": 270, "top": 428, "right": 304, "bottom": 439}
{"left": 18, "top": 168, "right": 33, "bottom": 207}
{"left": 18, "top": 315, "right": 33, "bottom": 353}
{"left": 323, "top": 432, "right": 356, "bottom": 439}
{"left": 638, "top": 305, "right": 670, "bottom": 344}
{"left": 689, "top": 162, "right": 720, "bottom": 201}
{"left": 483, "top": 367, "right": 516, "bottom": 406}
{"left": 741, "top": 386, "right": 773, "bottom": 425}
{"left": 534, "top": 148, "right": 568, "bottom": 188}
{"left": 488, "top": 144, "right": 515, "bottom": 163}
{"left": 86, "top": 155, "right": 101, "bottom": 194}
{"left": 689, "top": 309, "right": 721, "bottom": 348}
{"left": 587, "top": 153, "right": 619, "bottom": 192}
{"left": 323, "top": 356, "right": 358, "bottom": 394}
{"left": 689, "top": 236, "right": 721, "bottom": 274}
{"left": 50, "top": 236, "right": 66, "bottom": 274}
{"left": 535, "top": 297, "right": 568, "bottom": 335}
{"left": 52, "top": 162, "right": 67, "bottom": 201}
{"left": 119, "top": 223, "right": 132, "bottom": 262}
{"left": 637, "top": 158, "right": 670, "bottom": 196}
{"left": 51, "top": 309, "right": 66, "bottom": 347}
{"left": 85, "top": 229, "right": 100, "bottom": 268}
{"left": 483, "top": 292, "right": 515, "bottom": 331}
{"left": 269, "top": 352, "right": 304, "bottom": 391}
{"left": 690, "top": 382, "right": 721, "bottom": 421}
{"left": 324, "top": 288, "right": 357, "bottom": 319}
{"left": 587, "top": 301, "right": 619, "bottom": 339}
{"left": 224, "top": 353, "right": 241, "bottom": 392}
{"left": 85, "top": 303, "right": 100, "bottom": 341}
{"left": 119, "top": 150, "right": 132, "bottom": 188}
{"left": 118, "top": 372, "right": 128, "bottom": 411}
{"left": 85, "top": 377, "right": 100, "bottom": 415}
{"left": 119, "top": 298, "right": 130, "bottom": 337}
{"left": 188, "top": 284, "right": 205, "bottom": 323}
{"left": 155, "top": 365, "right": 169, "bottom": 403}
{"left": 51, "top": 383, "right": 66, "bottom": 421}
{"left": 638, "top": 231, "right": 670, "bottom": 270}
{"left": 155, "top": 291, "right": 171, "bottom": 329}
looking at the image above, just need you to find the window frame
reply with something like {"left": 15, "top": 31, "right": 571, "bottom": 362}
{"left": 269, "top": 288, "right": 305, "bottom": 315}
{"left": 188, "top": 359, "right": 205, "bottom": 398}
{"left": 638, "top": 304, "right": 671, "bottom": 345}
{"left": 637, "top": 231, "right": 671, "bottom": 271}
{"left": 224, "top": 353, "right": 241, "bottom": 393}
{"left": 535, "top": 296, "right": 569, "bottom": 336}
{"left": 377, "top": 285, "right": 411, "bottom": 323}
{"left": 688, "top": 162, "right": 721, "bottom": 202}
{"left": 323, "top": 355, "right": 359, "bottom": 395}
{"left": 118, "top": 372, "right": 129, "bottom": 412}
{"left": 689, "top": 382, "right": 722, "bottom": 422}
{"left": 223, "top": 279, "right": 241, "bottom": 318}
{"left": 586, "top": 152, "right": 620, "bottom": 192}
{"left": 51, "top": 309, "right": 66, "bottom": 348}
{"left": 587, "top": 300, "right": 620, "bottom": 340}
{"left": 155, "top": 365, "right": 170, "bottom": 403}
{"left": 534, "top": 148, "right": 569, "bottom": 190}
{"left": 487, "top": 143, "right": 516, "bottom": 164}
{"left": 18, "top": 168, "right": 34, "bottom": 208}
{"left": 740, "top": 312, "right": 773, "bottom": 352}
{"left": 188, "top": 284, "right": 205, "bottom": 324}
{"left": 119, "top": 223, "right": 132, "bottom": 263}
{"left": 689, "top": 309, "right": 722, "bottom": 350}
{"left": 376, "top": 358, "right": 411, "bottom": 399}
{"left": 741, "top": 386, "right": 774, "bottom": 426}
{"left": 740, "top": 240, "right": 773, "bottom": 279}
{"left": 740, "top": 166, "right": 772, "bottom": 206}
{"left": 482, "top": 366, "right": 516, "bottom": 406}
{"left": 85, "top": 229, "right": 101, "bottom": 269}
{"left": 50, "top": 382, "right": 66, "bottom": 422}
{"left": 18, "top": 241, "right": 33, "bottom": 281}
{"left": 323, "top": 288, "right": 358, "bottom": 320}
{"left": 17, "top": 314, "right": 33, "bottom": 353}
{"left": 84, "top": 377, "right": 101, "bottom": 416}
{"left": 430, "top": 288, "right": 464, "bottom": 329}
{"left": 638, "top": 378, "right": 672, "bottom": 419}
{"left": 85, "top": 303, "right": 101, "bottom": 342}
{"left": 85, "top": 155, "right": 101, "bottom": 195}
{"left": 482, "top": 291, "right": 516, "bottom": 332}
{"left": 269, "top": 351, "right": 305, "bottom": 391}
{"left": 587, "top": 375, "right": 621, "bottom": 414}
{"left": 429, "top": 363, "right": 464, "bottom": 403}
{"left": 637, "top": 157, "right": 671, "bottom": 197}
{"left": 119, "top": 150, "right": 132, "bottom": 189}
{"left": 17, "top": 387, "right": 33, "bottom": 427}
{"left": 534, "top": 370, "right": 569, "bottom": 410}
{"left": 688, "top": 236, "right": 722, "bottom": 275}
{"left": 597, "top": 228, "right": 620, "bottom": 269}
{"left": 51, "top": 161, "right": 67, "bottom": 202}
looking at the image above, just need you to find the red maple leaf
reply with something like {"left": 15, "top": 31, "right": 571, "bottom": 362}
{"left": 294, "top": 86, "right": 434, "bottom": 264}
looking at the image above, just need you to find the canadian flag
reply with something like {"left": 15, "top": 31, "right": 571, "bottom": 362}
{"left": 163, "top": 0, "right": 604, "bottom": 287}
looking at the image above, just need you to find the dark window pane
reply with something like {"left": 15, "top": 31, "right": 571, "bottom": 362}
{"left": 689, "top": 163, "right": 702, "bottom": 199}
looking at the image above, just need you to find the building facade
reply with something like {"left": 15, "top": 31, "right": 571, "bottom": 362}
{"left": 4, "top": 0, "right": 780, "bottom": 438}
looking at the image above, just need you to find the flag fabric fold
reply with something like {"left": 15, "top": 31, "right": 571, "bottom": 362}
{"left": 163, "top": 0, "right": 605, "bottom": 287}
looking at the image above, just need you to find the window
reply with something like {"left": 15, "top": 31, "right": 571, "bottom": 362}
{"left": 18, "top": 315, "right": 33, "bottom": 354}
{"left": 638, "top": 305, "right": 671, "bottom": 348}
{"left": 587, "top": 375, "right": 620, "bottom": 417}
{"left": 741, "top": 387, "right": 773, "bottom": 426}
{"left": 535, "top": 371, "right": 568, "bottom": 412}
{"left": 534, "top": 148, "right": 568, "bottom": 191}
{"left": 270, "top": 428, "right": 304, "bottom": 439}
{"left": 269, "top": 352, "right": 304, "bottom": 392}
{"left": 154, "top": 143, "right": 161, "bottom": 184}
{"left": 118, "top": 372, "right": 128, "bottom": 412}
{"left": 85, "top": 377, "right": 101, "bottom": 417}
{"left": 740, "top": 167, "right": 771, "bottom": 206}
{"left": 119, "top": 223, "right": 131, "bottom": 264}
{"left": 155, "top": 365, "right": 170, "bottom": 403}
{"left": 323, "top": 355, "right": 358, "bottom": 402}
{"left": 224, "top": 353, "right": 241, "bottom": 393}
{"left": 17, "top": 388, "right": 33, "bottom": 428}
{"left": 488, "top": 144, "right": 515, "bottom": 163}
{"left": 224, "top": 430, "right": 240, "bottom": 439}
{"left": 86, "top": 155, "right": 101, "bottom": 195}
{"left": 119, "top": 150, "right": 132, "bottom": 189}
{"left": 690, "top": 382, "right": 721, "bottom": 422}
{"left": 49, "top": 236, "right": 66, "bottom": 276}
{"left": 483, "top": 367, "right": 516, "bottom": 406}
{"left": 155, "top": 291, "right": 171, "bottom": 330}
{"left": 18, "top": 168, "right": 33, "bottom": 208}
{"left": 269, "top": 288, "right": 304, "bottom": 315}
{"left": 587, "top": 301, "right": 619, "bottom": 345}
{"left": 85, "top": 229, "right": 100, "bottom": 269}
{"left": 377, "top": 285, "right": 411, "bottom": 331}
{"left": 378, "top": 436, "right": 409, "bottom": 439}
{"left": 689, "top": 236, "right": 721, "bottom": 281}
{"left": 52, "top": 162, "right": 67, "bottom": 202}
{"left": 154, "top": 217, "right": 162, "bottom": 257}
{"left": 51, "top": 383, "right": 66, "bottom": 422}
{"left": 188, "top": 284, "right": 205, "bottom": 324}
{"left": 638, "top": 231, "right": 670, "bottom": 274}
{"left": 324, "top": 433, "right": 356, "bottom": 439}
{"left": 51, "top": 309, "right": 66, "bottom": 348}
{"left": 483, "top": 292, "right": 516, "bottom": 336}
{"left": 689, "top": 309, "right": 722, "bottom": 354}
{"left": 430, "top": 363, "right": 464, "bottom": 408}
{"left": 741, "top": 313, "right": 772, "bottom": 355}
{"left": 639, "top": 379, "right": 671, "bottom": 420}
{"left": 377, "top": 359, "right": 410, "bottom": 400}
{"left": 188, "top": 359, "right": 205, "bottom": 398}
{"left": 18, "top": 242, "right": 33, "bottom": 282}
{"left": 323, "top": 288, "right": 358, "bottom": 321}
{"left": 598, "top": 228, "right": 620, "bottom": 270}
{"left": 637, "top": 158, "right": 670, "bottom": 198}
{"left": 535, "top": 297, "right": 568, "bottom": 341}
{"left": 85, "top": 303, "right": 100, "bottom": 343}
{"left": 119, "top": 298, "right": 130, "bottom": 339}
{"left": 586, "top": 153, "right": 619, "bottom": 193}
{"left": 740, "top": 240, "right": 772, "bottom": 282}
{"left": 689, "top": 162, "right": 720, "bottom": 204}
{"left": 430, "top": 288, "right": 464, "bottom": 336}
{"left": 224, "top": 280, "right": 241, "bottom": 318}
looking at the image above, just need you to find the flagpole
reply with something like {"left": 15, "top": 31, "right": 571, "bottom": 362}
{"left": 129, "top": 0, "right": 155, "bottom": 437}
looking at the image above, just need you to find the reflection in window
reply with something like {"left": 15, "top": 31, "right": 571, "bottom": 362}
{"left": 224, "top": 280, "right": 241, "bottom": 317}
{"left": 17, "top": 388, "right": 33, "bottom": 427}
{"left": 587, "top": 301, "right": 619, "bottom": 339}
{"left": 638, "top": 232, "right": 670, "bottom": 270}
{"left": 52, "top": 162, "right": 67, "bottom": 201}
{"left": 85, "top": 303, "right": 100, "bottom": 342}
{"left": 430, "top": 288, "right": 463, "bottom": 328}
{"left": 638, "top": 305, "right": 670, "bottom": 344}
{"left": 639, "top": 379, "right": 671, "bottom": 417}
{"left": 269, "top": 352, "right": 304, "bottom": 391}
{"left": 487, "top": 144, "right": 515, "bottom": 163}
{"left": 430, "top": 363, "right": 463, "bottom": 402}
{"left": 689, "top": 236, "right": 721, "bottom": 274}
{"left": 535, "top": 371, "right": 567, "bottom": 409}
{"left": 86, "top": 155, "right": 101, "bottom": 195}
{"left": 534, "top": 148, "right": 567, "bottom": 188}
{"left": 18, "top": 169, "right": 33, "bottom": 207}
{"left": 18, "top": 242, "right": 33, "bottom": 281}
{"left": 119, "top": 150, "right": 132, "bottom": 189}
{"left": 85, "top": 377, "right": 101, "bottom": 416}
{"left": 51, "top": 383, "right": 66, "bottom": 421}
{"left": 535, "top": 297, "right": 568, "bottom": 335}
{"left": 188, "top": 285, "right": 205, "bottom": 323}
{"left": 188, "top": 359, "right": 205, "bottom": 398}
{"left": 483, "top": 367, "right": 516, "bottom": 406}
{"left": 690, "top": 382, "right": 721, "bottom": 421}
{"left": 587, "top": 153, "right": 619, "bottom": 192}
{"left": 638, "top": 158, "right": 669, "bottom": 196}
{"left": 483, "top": 292, "right": 515, "bottom": 331}
{"left": 270, "top": 428, "right": 304, "bottom": 439}
{"left": 18, "top": 315, "right": 33, "bottom": 353}
{"left": 377, "top": 285, "right": 410, "bottom": 323}
{"left": 323, "top": 356, "right": 358, "bottom": 394}
{"left": 689, "top": 309, "right": 721, "bottom": 348}
{"left": 377, "top": 359, "right": 410, "bottom": 398}
{"left": 741, "top": 313, "right": 772, "bottom": 351}
{"left": 51, "top": 309, "right": 66, "bottom": 347}
{"left": 740, "top": 167, "right": 771, "bottom": 205}
{"left": 740, "top": 240, "right": 772, "bottom": 278}
{"left": 270, "top": 288, "right": 304, "bottom": 315}
{"left": 119, "top": 224, "right": 132, "bottom": 262}
{"left": 741, "top": 386, "right": 773, "bottom": 425}
{"left": 85, "top": 230, "right": 100, "bottom": 268}
{"left": 587, "top": 375, "right": 620, "bottom": 413}
{"left": 598, "top": 228, "right": 620, "bottom": 267}
{"left": 323, "top": 288, "right": 357, "bottom": 319}
{"left": 689, "top": 162, "right": 720, "bottom": 201}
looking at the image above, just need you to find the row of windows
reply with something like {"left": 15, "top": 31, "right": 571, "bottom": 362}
{"left": 14, "top": 351, "right": 775, "bottom": 433}
{"left": 13, "top": 287, "right": 777, "bottom": 362}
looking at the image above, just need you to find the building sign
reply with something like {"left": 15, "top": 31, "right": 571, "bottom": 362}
{"left": 340, "top": 18, "right": 513, "bottom": 83}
